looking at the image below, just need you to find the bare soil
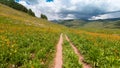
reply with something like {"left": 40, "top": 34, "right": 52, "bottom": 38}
{"left": 65, "top": 35, "right": 92, "bottom": 68}
{"left": 54, "top": 34, "right": 63, "bottom": 68}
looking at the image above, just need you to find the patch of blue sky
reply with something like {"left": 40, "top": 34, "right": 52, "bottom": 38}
{"left": 26, "top": 1, "right": 30, "bottom": 5}
{"left": 15, "top": 0, "right": 20, "bottom": 2}
{"left": 46, "top": 0, "right": 53, "bottom": 2}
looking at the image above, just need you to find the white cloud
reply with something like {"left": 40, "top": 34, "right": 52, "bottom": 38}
{"left": 18, "top": 0, "right": 120, "bottom": 20}
{"left": 89, "top": 15, "right": 110, "bottom": 20}
{"left": 18, "top": 1, "right": 28, "bottom": 6}
{"left": 64, "top": 14, "right": 75, "bottom": 20}
{"left": 89, "top": 12, "right": 120, "bottom": 20}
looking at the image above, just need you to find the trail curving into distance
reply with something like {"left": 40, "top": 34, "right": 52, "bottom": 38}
{"left": 65, "top": 35, "right": 92, "bottom": 68}
{"left": 54, "top": 33, "right": 63, "bottom": 68}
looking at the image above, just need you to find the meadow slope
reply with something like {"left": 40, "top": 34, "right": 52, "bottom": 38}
{"left": 0, "top": 3, "right": 120, "bottom": 68}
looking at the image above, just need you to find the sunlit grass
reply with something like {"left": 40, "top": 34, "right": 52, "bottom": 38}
{"left": 68, "top": 29, "right": 120, "bottom": 68}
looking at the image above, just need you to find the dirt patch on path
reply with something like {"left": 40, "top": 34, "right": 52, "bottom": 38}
{"left": 65, "top": 35, "right": 92, "bottom": 68}
{"left": 54, "top": 34, "right": 63, "bottom": 68}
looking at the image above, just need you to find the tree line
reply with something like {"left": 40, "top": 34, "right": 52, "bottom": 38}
{"left": 0, "top": 0, "right": 48, "bottom": 20}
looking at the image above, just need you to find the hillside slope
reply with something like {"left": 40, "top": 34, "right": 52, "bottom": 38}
{"left": 0, "top": 3, "right": 66, "bottom": 68}
{"left": 54, "top": 19, "right": 120, "bottom": 28}
{"left": 1, "top": 3, "right": 120, "bottom": 68}
{"left": 0, "top": 3, "right": 66, "bottom": 30}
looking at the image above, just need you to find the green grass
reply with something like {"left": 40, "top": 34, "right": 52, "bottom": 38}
{"left": 68, "top": 31, "right": 120, "bottom": 68}
{"left": 1, "top": 2, "right": 120, "bottom": 68}
{"left": 62, "top": 37, "right": 82, "bottom": 68}
{"left": 0, "top": 22, "right": 61, "bottom": 68}
{"left": 0, "top": 3, "right": 66, "bottom": 30}
{"left": 77, "top": 28, "right": 120, "bottom": 34}
{"left": 0, "top": 3, "right": 66, "bottom": 68}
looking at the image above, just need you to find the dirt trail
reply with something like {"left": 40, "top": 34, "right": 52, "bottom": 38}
{"left": 65, "top": 35, "right": 92, "bottom": 68}
{"left": 54, "top": 34, "right": 63, "bottom": 68}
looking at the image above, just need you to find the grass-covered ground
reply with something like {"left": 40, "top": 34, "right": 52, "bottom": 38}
{"left": 0, "top": 17, "right": 62, "bottom": 68}
{"left": 0, "top": 4, "right": 66, "bottom": 68}
{"left": 62, "top": 36, "right": 82, "bottom": 68}
{"left": 77, "top": 28, "right": 120, "bottom": 35}
{"left": 1, "top": 3, "right": 120, "bottom": 68}
{"left": 67, "top": 29, "right": 120, "bottom": 68}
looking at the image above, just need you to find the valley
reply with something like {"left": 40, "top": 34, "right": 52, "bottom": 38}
{"left": 0, "top": 2, "right": 120, "bottom": 68}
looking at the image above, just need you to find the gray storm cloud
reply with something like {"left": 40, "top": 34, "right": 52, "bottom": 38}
{"left": 18, "top": 0, "right": 120, "bottom": 20}
{"left": 20, "top": 0, "right": 39, "bottom": 4}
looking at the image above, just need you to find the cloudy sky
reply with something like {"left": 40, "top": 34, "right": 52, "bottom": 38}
{"left": 16, "top": 0, "right": 120, "bottom": 20}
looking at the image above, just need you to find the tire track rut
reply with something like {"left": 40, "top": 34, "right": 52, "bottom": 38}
{"left": 54, "top": 34, "right": 63, "bottom": 68}
{"left": 65, "top": 35, "right": 92, "bottom": 68}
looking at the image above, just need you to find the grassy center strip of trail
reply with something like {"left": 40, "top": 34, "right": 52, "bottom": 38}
{"left": 65, "top": 35, "right": 92, "bottom": 68}
{"left": 54, "top": 34, "right": 63, "bottom": 68}
{"left": 62, "top": 35, "right": 82, "bottom": 68}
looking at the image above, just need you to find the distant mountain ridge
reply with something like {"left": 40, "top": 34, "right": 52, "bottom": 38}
{"left": 52, "top": 17, "right": 120, "bottom": 28}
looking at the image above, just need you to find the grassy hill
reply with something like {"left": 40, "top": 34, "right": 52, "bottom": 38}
{"left": 0, "top": 3, "right": 66, "bottom": 68}
{"left": 55, "top": 19, "right": 120, "bottom": 29}
{"left": 54, "top": 19, "right": 87, "bottom": 28}
{"left": 0, "top": 0, "right": 35, "bottom": 16}
{"left": 83, "top": 20, "right": 120, "bottom": 28}
{"left": 0, "top": 3, "right": 66, "bottom": 29}
{"left": 1, "top": 3, "right": 120, "bottom": 68}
